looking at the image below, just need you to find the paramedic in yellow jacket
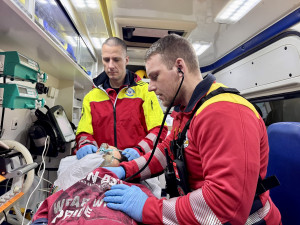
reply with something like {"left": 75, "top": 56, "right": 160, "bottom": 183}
{"left": 75, "top": 37, "right": 168, "bottom": 162}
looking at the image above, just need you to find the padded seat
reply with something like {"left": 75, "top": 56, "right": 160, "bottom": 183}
{"left": 267, "top": 122, "right": 300, "bottom": 225}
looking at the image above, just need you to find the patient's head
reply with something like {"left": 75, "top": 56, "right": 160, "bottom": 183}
{"left": 97, "top": 143, "right": 128, "bottom": 167}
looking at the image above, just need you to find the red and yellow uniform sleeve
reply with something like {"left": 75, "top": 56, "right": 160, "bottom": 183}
{"left": 75, "top": 89, "right": 105, "bottom": 152}
{"left": 135, "top": 82, "right": 168, "bottom": 154}
{"left": 121, "top": 129, "right": 174, "bottom": 181}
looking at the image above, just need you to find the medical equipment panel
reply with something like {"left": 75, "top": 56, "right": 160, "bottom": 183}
{"left": 0, "top": 83, "right": 45, "bottom": 109}
{"left": 0, "top": 51, "right": 46, "bottom": 83}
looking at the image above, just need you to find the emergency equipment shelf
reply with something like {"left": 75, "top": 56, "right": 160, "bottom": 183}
{"left": 0, "top": 0, "right": 93, "bottom": 87}
{"left": 0, "top": 0, "right": 93, "bottom": 122}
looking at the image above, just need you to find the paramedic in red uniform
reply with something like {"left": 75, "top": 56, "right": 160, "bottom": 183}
{"left": 75, "top": 37, "right": 167, "bottom": 161}
{"left": 103, "top": 34, "right": 282, "bottom": 225}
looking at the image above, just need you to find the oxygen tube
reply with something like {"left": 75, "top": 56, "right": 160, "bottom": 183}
{"left": 124, "top": 68, "right": 184, "bottom": 181}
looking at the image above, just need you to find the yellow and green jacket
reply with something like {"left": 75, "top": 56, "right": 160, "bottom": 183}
{"left": 75, "top": 70, "right": 167, "bottom": 155}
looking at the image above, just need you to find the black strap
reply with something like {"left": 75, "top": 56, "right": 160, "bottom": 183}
{"left": 256, "top": 175, "right": 280, "bottom": 196}
{"left": 164, "top": 148, "right": 180, "bottom": 197}
{"left": 250, "top": 195, "right": 264, "bottom": 215}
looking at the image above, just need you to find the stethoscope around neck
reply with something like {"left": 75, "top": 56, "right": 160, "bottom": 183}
{"left": 124, "top": 68, "right": 184, "bottom": 181}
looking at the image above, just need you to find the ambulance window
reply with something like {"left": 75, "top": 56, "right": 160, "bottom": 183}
{"left": 250, "top": 91, "right": 300, "bottom": 126}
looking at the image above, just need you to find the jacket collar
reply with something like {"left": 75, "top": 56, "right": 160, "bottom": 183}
{"left": 93, "top": 69, "right": 138, "bottom": 89}
{"left": 174, "top": 74, "right": 216, "bottom": 113}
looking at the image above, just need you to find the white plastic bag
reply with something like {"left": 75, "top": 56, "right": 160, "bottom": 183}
{"left": 54, "top": 154, "right": 104, "bottom": 191}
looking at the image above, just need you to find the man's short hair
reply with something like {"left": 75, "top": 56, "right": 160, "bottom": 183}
{"left": 102, "top": 37, "right": 127, "bottom": 54}
{"left": 145, "top": 34, "right": 199, "bottom": 73}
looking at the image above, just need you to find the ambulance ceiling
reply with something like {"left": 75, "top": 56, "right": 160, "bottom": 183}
{"left": 69, "top": 0, "right": 300, "bottom": 68}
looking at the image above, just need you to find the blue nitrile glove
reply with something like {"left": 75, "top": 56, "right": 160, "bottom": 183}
{"left": 122, "top": 148, "right": 140, "bottom": 161}
{"left": 103, "top": 166, "right": 125, "bottom": 179}
{"left": 104, "top": 184, "right": 148, "bottom": 222}
{"left": 76, "top": 145, "right": 97, "bottom": 159}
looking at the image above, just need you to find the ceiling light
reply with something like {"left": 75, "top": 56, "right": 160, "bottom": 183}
{"left": 192, "top": 42, "right": 211, "bottom": 56}
{"left": 87, "top": 3, "right": 98, "bottom": 9}
{"left": 37, "top": 0, "right": 47, "bottom": 4}
{"left": 37, "top": 0, "right": 56, "bottom": 5}
{"left": 86, "top": 0, "right": 98, "bottom": 9}
{"left": 74, "top": 0, "right": 86, "bottom": 8}
{"left": 215, "top": 0, "right": 262, "bottom": 24}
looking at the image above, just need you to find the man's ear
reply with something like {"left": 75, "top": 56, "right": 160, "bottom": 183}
{"left": 125, "top": 56, "right": 129, "bottom": 65}
{"left": 175, "top": 58, "right": 185, "bottom": 77}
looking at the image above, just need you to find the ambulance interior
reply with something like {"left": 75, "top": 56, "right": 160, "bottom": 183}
{"left": 1, "top": 0, "right": 300, "bottom": 224}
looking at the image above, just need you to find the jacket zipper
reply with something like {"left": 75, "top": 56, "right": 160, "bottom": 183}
{"left": 113, "top": 104, "right": 117, "bottom": 147}
{"left": 99, "top": 85, "right": 128, "bottom": 149}
{"left": 113, "top": 87, "right": 127, "bottom": 148}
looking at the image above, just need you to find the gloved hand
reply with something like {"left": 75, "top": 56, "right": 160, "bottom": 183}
{"left": 103, "top": 166, "right": 125, "bottom": 180}
{"left": 76, "top": 145, "right": 97, "bottom": 159}
{"left": 122, "top": 148, "right": 140, "bottom": 161}
{"left": 104, "top": 184, "right": 148, "bottom": 222}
